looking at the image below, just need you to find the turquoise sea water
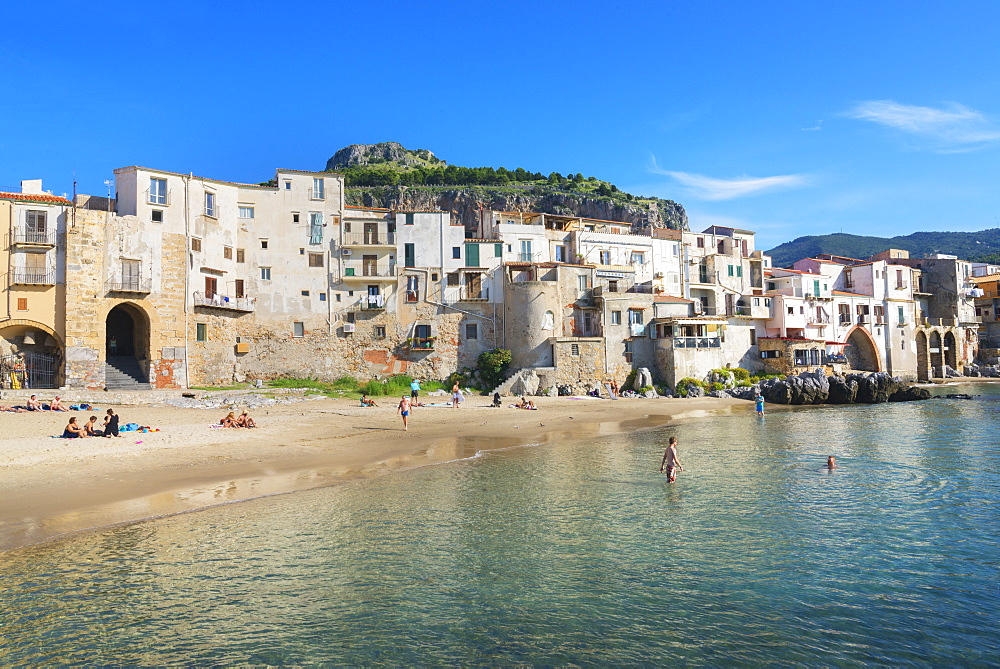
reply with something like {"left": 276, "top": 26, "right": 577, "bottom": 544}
{"left": 2, "top": 384, "right": 999, "bottom": 665}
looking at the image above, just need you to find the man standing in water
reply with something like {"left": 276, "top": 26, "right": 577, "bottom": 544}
{"left": 397, "top": 395, "right": 411, "bottom": 431}
{"left": 755, "top": 391, "right": 765, "bottom": 417}
{"left": 660, "top": 436, "right": 684, "bottom": 483}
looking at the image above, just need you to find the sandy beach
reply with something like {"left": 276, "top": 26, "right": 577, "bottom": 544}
{"left": 0, "top": 393, "right": 752, "bottom": 551}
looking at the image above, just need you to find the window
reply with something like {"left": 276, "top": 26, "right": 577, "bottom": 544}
{"left": 346, "top": 312, "right": 355, "bottom": 323}
{"left": 728, "top": 265, "right": 734, "bottom": 277}
{"left": 149, "top": 177, "right": 167, "bottom": 205}
{"left": 673, "top": 244, "right": 679, "bottom": 256}
{"left": 16, "top": 298, "right": 27, "bottom": 311}
{"left": 599, "top": 250, "right": 611, "bottom": 265}
{"left": 238, "top": 205, "right": 254, "bottom": 219}
{"left": 519, "top": 240, "right": 533, "bottom": 262}
{"left": 300, "top": 249, "right": 305, "bottom": 255}
{"left": 465, "top": 323, "right": 478, "bottom": 340}
{"left": 308, "top": 253, "right": 324, "bottom": 267}
{"left": 788, "top": 306, "right": 794, "bottom": 315}
{"left": 696, "top": 237, "right": 704, "bottom": 248}
{"left": 431, "top": 273, "right": 438, "bottom": 281}
{"left": 555, "top": 245, "right": 566, "bottom": 262}
{"left": 578, "top": 275, "right": 588, "bottom": 291}
{"left": 151, "top": 209, "right": 163, "bottom": 223}
{"left": 767, "top": 281, "right": 776, "bottom": 291}
{"left": 750, "top": 328, "right": 757, "bottom": 345}
{"left": 404, "top": 243, "right": 415, "bottom": 268}
{"left": 406, "top": 275, "right": 419, "bottom": 302}
{"left": 375, "top": 326, "right": 386, "bottom": 338}
{"left": 204, "top": 191, "right": 216, "bottom": 217}
{"left": 320, "top": 293, "right": 327, "bottom": 301}
{"left": 447, "top": 272, "right": 460, "bottom": 286}
{"left": 301, "top": 290, "right": 310, "bottom": 297}
{"left": 196, "top": 323, "right": 207, "bottom": 342}
{"left": 608, "top": 280, "right": 618, "bottom": 293}
{"left": 204, "top": 276, "right": 218, "bottom": 298}
{"left": 260, "top": 267, "right": 271, "bottom": 280}
{"left": 312, "top": 177, "right": 325, "bottom": 200}
{"left": 121, "top": 259, "right": 141, "bottom": 290}
{"left": 235, "top": 279, "right": 245, "bottom": 298}
{"left": 452, "top": 247, "right": 461, "bottom": 259}
{"left": 896, "top": 269, "right": 905, "bottom": 289}
{"left": 293, "top": 322, "right": 305, "bottom": 337}
{"left": 309, "top": 212, "right": 323, "bottom": 244}
{"left": 571, "top": 343, "right": 580, "bottom": 356}
{"left": 191, "top": 238, "right": 202, "bottom": 252}
{"left": 495, "top": 243, "right": 503, "bottom": 257}
{"left": 628, "top": 309, "right": 643, "bottom": 325}
{"left": 293, "top": 213, "right": 300, "bottom": 223}
{"left": 405, "top": 213, "right": 414, "bottom": 225}
{"left": 236, "top": 248, "right": 245, "bottom": 263}
{"left": 630, "top": 252, "right": 644, "bottom": 265}
{"left": 224, "top": 246, "right": 233, "bottom": 260}
{"left": 260, "top": 239, "right": 268, "bottom": 249}
{"left": 898, "top": 306, "right": 906, "bottom": 324}
{"left": 284, "top": 181, "right": 292, "bottom": 190}
{"left": 335, "top": 294, "right": 341, "bottom": 302}
{"left": 611, "top": 310, "right": 621, "bottom": 325}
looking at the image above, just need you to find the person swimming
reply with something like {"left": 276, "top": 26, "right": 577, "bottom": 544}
{"left": 827, "top": 455, "right": 837, "bottom": 469}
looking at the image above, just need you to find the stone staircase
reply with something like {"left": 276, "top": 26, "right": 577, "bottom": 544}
{"left": 104, "top": 356, "right": 152, "bottom": 390}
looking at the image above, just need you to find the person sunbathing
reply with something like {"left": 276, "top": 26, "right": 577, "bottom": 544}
{"left": 235, "top": 411, "right": 257, "bottom": 428}
{"left": 50, "top": 396, "right": 67, "bottom": 411}
{"left": 360, "top": 394, "right": 379, "bottom": 407}
{"left": 26, "top": 395, "right": 42, "bottom": 411}
{"left": 62, "top": 416, "right": 88, "bottom": 438}
{"left": 84, "top": 415, "right": 103, "bottom": 437}
{"left": 220, "top": 411, "right": 238, "bottom": 428}
{"left": 0, "top": 405, "right": 28, "bottom": 413}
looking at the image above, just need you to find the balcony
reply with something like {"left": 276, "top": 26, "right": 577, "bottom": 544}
{"left": 838, "top": 316, "right": 852, "bottom": 326}
{"left": 106, "top": 277, "right": 152, "bottom": 294}
{"left": 350, "top": 296, "right": 387, "bottom": 312}
{"left": 666, "top": 336, "right": 722, "bottom": 349}
{"left": 342, "top": 231, "right": 396, "bottom": 247}
{"left": 593, "top": 283, "right": 654, "bottom": 297}
{"left": 13, "top": 229, "right": 56, "bottom": 246}
{"left": 342, "top": 261, "right": 397, "bottom": 281}
{"left": 11, "top": 271, "right": 55, "bottom": 286}
{"left": 459, "top": 287, "right": 490, "bottom": 302}
{"left": 809, "top": 315, "right": 832, "bottom": 325}
{"left": 193, "top": 291, "right": 256, "bottom": 312}
{"left": 404, "top": 337, "right": 435, "bottom": 351}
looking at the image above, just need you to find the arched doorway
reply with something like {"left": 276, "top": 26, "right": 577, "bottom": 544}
{"left": 916, "top": 330, "right": 931, "bottom": 381}
{"left": 845, "top": 327, "right": 880, "bottom": 371}
{"left": 105, "top": 303, "right": 151, "bottom": 388}
{"left": 929, "top": 331, "right": 943, "bottom": 377}
{"left": 944, "top": 331, "right": 958, "bottom": 370}
{"left": 0, "top": 323, "right": 63, "bottom": 388}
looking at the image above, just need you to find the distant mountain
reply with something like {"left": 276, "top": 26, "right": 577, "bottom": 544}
{"left": 766, "top": 229, "right": 1000, "bottom": 268}
{"left": 323, "top": 142, "right": 688, "bottom": 233}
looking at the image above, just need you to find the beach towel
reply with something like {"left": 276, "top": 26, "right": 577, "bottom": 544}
{"left": 120, "top": 422, "right": 140, "bottom": 432}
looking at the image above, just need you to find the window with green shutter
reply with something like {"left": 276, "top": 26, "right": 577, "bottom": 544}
{"left": 404, "top": 243, "right": 415, "bottom": 268}
{"left": 495, "top": 243, "right": 503, "bottom": 257}
{"left": 465, "top": 243, "right": 480, "bottom": 267}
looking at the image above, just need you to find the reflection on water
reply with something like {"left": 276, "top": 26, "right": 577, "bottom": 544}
{"left": 1, "top": 385, "right": 999, "bottom": 665}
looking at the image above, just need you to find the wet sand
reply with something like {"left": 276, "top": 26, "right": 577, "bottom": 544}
{"left": 0, "top": 395, "right": 752, "bottom": 551}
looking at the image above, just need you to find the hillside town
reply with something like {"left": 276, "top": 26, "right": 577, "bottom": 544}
{"left": 0, "top": 167, "right": 991, "bottom": 394}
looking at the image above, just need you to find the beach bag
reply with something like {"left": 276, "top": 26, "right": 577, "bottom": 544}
{"left": 120, "top": 422, "right": 140, "bottom": 432}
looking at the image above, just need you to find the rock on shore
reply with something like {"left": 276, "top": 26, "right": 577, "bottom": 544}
{"left": 746, "top": 371, "right": 931, "bottom": 405}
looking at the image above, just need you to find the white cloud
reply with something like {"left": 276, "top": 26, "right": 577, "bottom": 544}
{"left": 656, "top": 169, "right": 809, "bottom": 201}
{"left": 845, "top": 100, "right": 1000, "bottom": 148}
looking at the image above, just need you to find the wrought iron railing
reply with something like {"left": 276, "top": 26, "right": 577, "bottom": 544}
{"left": 342, "top": 231, "right": 396, "bottom": 246}
{"left": 106, "top": 277, "right": 152, "bottom": 293}
{"left": 193, "top": 291, "right": 256, "bottom": 312}
{"left": 343, "top": 261, "right": 397, "bottom": 278}
{"left": 670, "top": 336, "right": 721, "bottom": 349}
{"left": 13, "top": 229, "right": 56, "bottom": 245}
{"left": 11, "top": 271, "right": 55, "bottom": 285}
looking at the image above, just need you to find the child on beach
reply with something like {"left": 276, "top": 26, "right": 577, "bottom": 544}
{"left": 84, "top": 415, "right": 103, "bottom": 437}
{"left": 659, "top": 436, "right": 684, "bottom": 483}
{"left": 397, "top": 395, "right": 411, "bottom": 431}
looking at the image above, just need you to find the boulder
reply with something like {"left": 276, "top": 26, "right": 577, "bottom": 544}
{"left": 726, "top": 386, "right": 759, "bottom": 401}
{"left": 632, "top": 367, "right": 654, "bottom": 391}
{"left": 642, "top": 389, "right": 659, "bottom": 399}
{"left": 786, "top": 371, "right": 829, "bottom": 405}
{"left": 889, "top": 386, "right": 932, "bottom": 402}
{"left": 710, "top": 390, "right": 732, "bottom": 398}
{"left": 509, "top": 370, "right": 540, "bottom": 396}
{"left": 684, "top": 384, "right": 705, "bottom": 398}
{"left": 827, "top": 375, "right": 858, "bottom": 404}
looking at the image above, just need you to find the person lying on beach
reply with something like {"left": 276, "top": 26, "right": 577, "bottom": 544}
{"left": 62, "top": 416, "right": 87, "bottom": 438}
{"left": 220, "top": 411, "right": 238, "bottom": 428}
{"left": 0, "top": 405, "right": 28, "bottom": 413}
{"left": 84, "top": 415, "right": 103, "bottom": 437}
{"left": 360, "top": 394, "right": 379, "bottom": 407}
{"left": 511, "top": 397, "right": 537, "bottom": 410}
{"left": 26, "top": 395, "right": 42, "bottom": 411}
{"left": 235, "top": 411, "right": 257, "bottom": 428}
{"left": 49, "top": 396, "right": 67, "bottom": 411}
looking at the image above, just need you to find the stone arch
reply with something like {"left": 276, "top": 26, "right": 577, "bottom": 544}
{"left": 944, "top": 330, "right": 958, "bottom": 370}
{"left": 844, "top": 325, "right": 881, "bottom": 372}
{"left": 0, "top": 319, "right": 65, "bottom": 388}
{"left": 929, "top": 330, "right": 943, "bottom": 377}
{"left": 915, "top": 330, "right": 931, "bottom": 381}
{"left": 103, "top": 301, "right": 156, "bottom": 381}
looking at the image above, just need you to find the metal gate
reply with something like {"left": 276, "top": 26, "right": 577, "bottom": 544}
{"left": 0, "top": 352, "right": 60, "bottom": 389}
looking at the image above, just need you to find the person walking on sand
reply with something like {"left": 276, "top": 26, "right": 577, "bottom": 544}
{"left": 659, "top": 436, "right": 684, "bottom": 483}
{"left": 451, "top": 382, "right": 462, "bottom": 408}
{"left": 397, "top": 395, "right": 411, "bottom": 431}
{"left": 755, "top": 391, "right": 765, "bottom": 417}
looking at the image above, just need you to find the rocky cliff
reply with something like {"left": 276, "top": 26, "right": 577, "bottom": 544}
{"left": 345, "top": 186, "right": 687, "bottom": 233}
{"left": 327, "top": 142, "right": 441, "bottom": 170}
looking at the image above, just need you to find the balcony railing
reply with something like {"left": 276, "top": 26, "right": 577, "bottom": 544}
{"left": 809, "top": 315, "right": 831, "bottom": 324}
{"left": 343, "top": 261, "right": 397, "bottom": 278}
{"left": 839, "top": 316, "right": 852, "bottom": 325}
{"left": 351, "top": 296, "right": 387, "bottom": 311}
{"left": 593, "top": 283, "right": 654, "bottom": 297}
{"left": 342, "top": 231, "right": 396, "bottom": 246}
{"left": 11, "top": 270, "right": 55, "bottom": 285}
{"left": 460, "top": 287, "right": 490, "bottom": 301}
{"left": 106, "top": 277, "right": 152, "bottom": 294}
{"left": 857, "top": 315, "right": 869, "bottom": 324}
{"left": 193, "top": 291, "right": 256, "bottom": 312}
{"left": 13, "top": 229, "right": 56, "bottom": 245}
{"left": 669, "top": 336, "right": 722, "bottom": 349}
{"left": 404, "top": 337, "right": 435, "bottom": 350}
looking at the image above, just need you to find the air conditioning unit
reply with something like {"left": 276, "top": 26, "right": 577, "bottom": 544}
{"left": 341, "top": 249, "right": 352, "bottom": 256}
{"left": 343, "top": 323, "right": 355, "bottom": 333}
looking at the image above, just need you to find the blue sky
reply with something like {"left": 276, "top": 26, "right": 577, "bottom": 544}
{"left": 2, "top": 0, "right": 999, "bottom": 250}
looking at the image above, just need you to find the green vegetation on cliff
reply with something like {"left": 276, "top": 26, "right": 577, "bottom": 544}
{"left": 766, "top": 229, "right": 1000, "bottom": 268}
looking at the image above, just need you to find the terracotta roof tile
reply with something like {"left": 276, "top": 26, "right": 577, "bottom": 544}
{"left": 0, "top": 192, "right": 72, "bottom": 205}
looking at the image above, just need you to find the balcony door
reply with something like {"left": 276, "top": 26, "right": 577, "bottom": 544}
{"left": 362, "top": 254, "right": 377, "bottom": 276}
{"left": 205, "top": 276, "right": 218, "bottom": 299}
{"left": 364, "top": 222, "right": 379, "bottom": 245}
{"left": 122, "top": 259, "right": 141, "bottom": 291}
{"left": 464, "top": 272, "right": 482, "bottom": 299}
